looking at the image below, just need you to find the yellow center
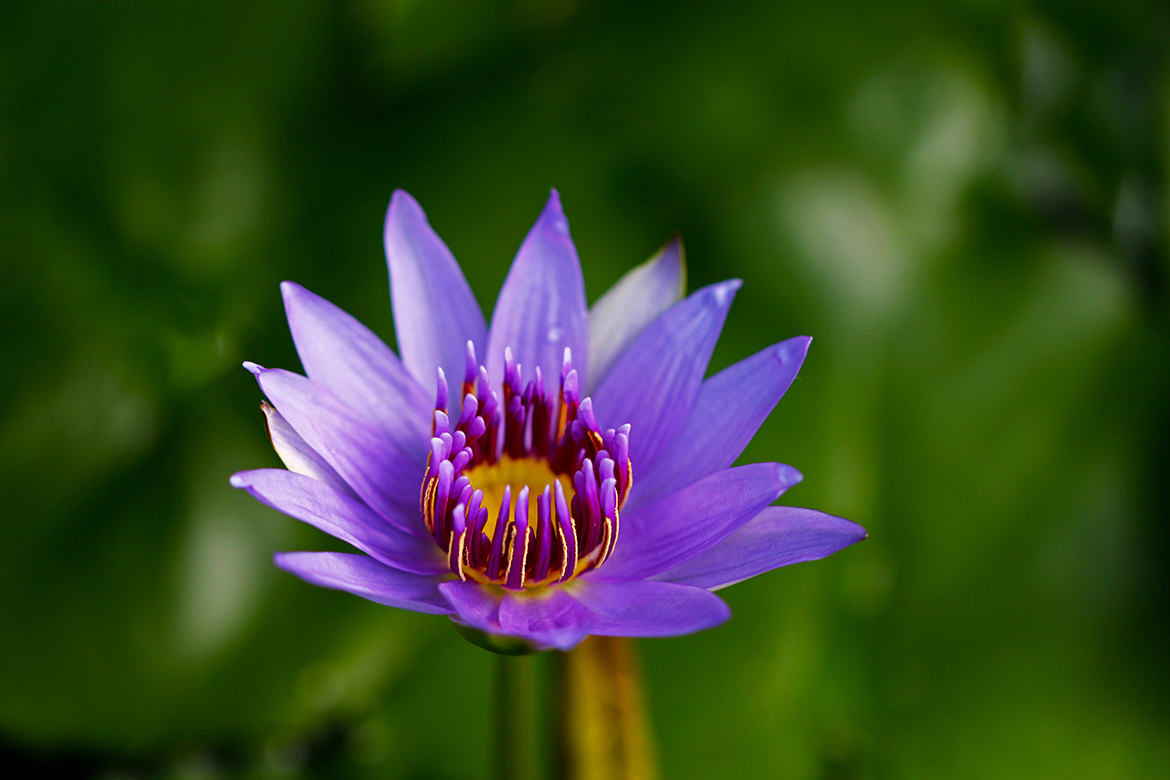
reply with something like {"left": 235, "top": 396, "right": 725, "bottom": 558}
{"left": 462, "top": 457, "right": 574, "bottom": 540}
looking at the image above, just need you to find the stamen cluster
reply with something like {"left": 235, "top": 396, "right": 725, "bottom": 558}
{"left": 420, "top": 344, "right": 632, "bottom": 589}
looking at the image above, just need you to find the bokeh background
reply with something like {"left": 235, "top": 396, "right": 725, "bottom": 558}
{"left": 3, "top": 0, "right": 1168, "bottom": 777}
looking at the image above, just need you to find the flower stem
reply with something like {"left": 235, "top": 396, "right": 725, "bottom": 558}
{"left": 556, "top": 637, "right": 658, "bottom": 780}
{"left": 494, "top": 652, "right": 538, "bottom": 780}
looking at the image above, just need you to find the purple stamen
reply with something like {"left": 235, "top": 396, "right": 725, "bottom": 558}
{"left": 449, "top": 505, "right": 467, "bottom": 580}
{"left": 487, "top": 485, "right": 511, "bottom": 581}
{"left": 506, "top": 487, "right": 531, "bottom": 590}
{"left": 435, "top": 367, "right": 449, "bottom": 415}
{"left": 554, "top": 479, "right": 576, "bottom": 582}
{"left": 465, "top": 415, "right": 487, "bottom": 441}
{"left": 534, "top": 486, "right": 553, "bottom": 582}
{"left": 457, "top": 393, "right": 478, "bottom": 428}
{"left": 450, "top": 448, "right": 472, "bottom": 474}
{"left": 463, "top": 341, "right": 478, "bottom": 388}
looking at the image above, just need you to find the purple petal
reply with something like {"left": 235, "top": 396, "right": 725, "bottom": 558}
{"left": 274, "top": 552, "right": 452, "bottom": 614}
{"left": 439, "top": 580, "right": 502, "bottom": 633}
{"left": 570, "top": 579, "right": 730, "bottom": 637}
{"left": 498, "top": 591, "right": 594, "bottom": 650}
{"left": 631, "top": 336, "right": 811, "bottom": 508}
{"left": 598, "top": 462, "right": 801, "bottom": 581}
{"left": 260, "top": 401, "right": 353, "bottom": 497}
{"left": 656, "top": 507, "right": 866, "bottom": 590}
{"left": 254, "top": 367, "right": 423, "bottom": 531}
{"left": 281, "top": 282, "right": 431, "bottom": 444}
{"left": 590, "top": 280, "right": 741, "bottom": 469}
{"left": 486, "top": 190, "right": 589, "bottom": 388}
{"left": 384, "top": 190, "right": 488, "bottom": 388}
{"left": 440, "top": 582, "right": 592, "bottom": 650}
{"left": 232, "top": 469, "right": 445, "bottom": 575}
{"left": 586, "top": 237, "right": 685, "bottom": 393}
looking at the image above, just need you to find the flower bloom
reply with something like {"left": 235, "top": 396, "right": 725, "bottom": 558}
{"left": 232, "top": 190, "right": 865, "bottom": 651}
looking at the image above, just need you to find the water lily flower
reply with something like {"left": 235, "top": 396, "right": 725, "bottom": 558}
{"left": 231, "top": 190, "right": 866, "bottom": 651}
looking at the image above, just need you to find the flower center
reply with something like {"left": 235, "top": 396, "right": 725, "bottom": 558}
{"left": 419, "top": 343, "right": 632, "bottom": 590}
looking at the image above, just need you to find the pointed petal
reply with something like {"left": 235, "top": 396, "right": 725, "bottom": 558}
{"left": 591, "top": 280, "right": 741, "bottom": 468}
{"left": 498, "top": 591, "right": 594, "bottom": 651}
{"left": 232, "top": 469, "right": 445, "bottom": 575}
{"left": 656, "top": 507, "right": 867, "bottom": 590}
{"left": 260, "top": 401, "right": 353, "bottom": 497}
{"left": 486, "top": 190, "right": 588, "bottom": 387}
{"left": 598, "top": 462, "right": 801, "bottom": 580}
{"left": 274, "top": 552, "right": 452, "bottom": 614}
{"left": 281, "top": 281, "right": 430, "bottom": 444}
{"left": 631, "top": 336, "right": 811, "bottom": 508}
{"left": 384, "top": 190, "right": 488, "bottom": 387}
{"left": 570, "top": 579, "right": 730, "bottom": 637}
{"left": 254, "top": 367, "right": 423, "bottom": 532}
{"left": 586, "top": 237, "right": 685, "bottom": 392}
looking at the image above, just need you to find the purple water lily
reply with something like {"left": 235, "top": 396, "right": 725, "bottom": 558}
{"left": 232, "top": 190, "right": 865, "bottom": 651}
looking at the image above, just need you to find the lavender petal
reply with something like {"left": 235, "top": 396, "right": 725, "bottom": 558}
{"left": 597, "top": 462, "right": 801, "bottom": 580}
{"left": 274, "top": 552, "right": 452, "bottom": 614}
{"left": 630, "top": 336, "right": 811, "bottom": 509}
{"left": 281, "top": 281, "right": 431, "bottom": 443}
{"left": 586, "top": 237, "right": 684, "bottom": 392}
{"left": 384, "top": 190, "right": 488, "bottom": 388}
{"left": 591, "top": 280, "right": 740, "bottom": 469}
{"left": 655, "top": 506, "right": 867, "bottom": 590}
{"left": 438, "top": 580, "right": 503, "bottom": 633}
{"left": 570, "top": 579, "right": 730, "bottom": 637}
{"left": 486, "top": 190, "right": 589, "bottom": 389}
{"left": 498, "top": 590, "right": 594, "bottom": 650}
{"left": 254, "top": 367, "right": 423, "bottom": 529}
{"left": 260, "top": 401, "right": 353, "bottom": 497}
{"left": 232, "top": 469, "right": 445, "bottom": 574}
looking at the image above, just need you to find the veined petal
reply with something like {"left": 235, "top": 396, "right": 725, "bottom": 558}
{"left": 498, "top": 591, "right": 594, "bottom": 651}
{"left": 281, "top": 281, "right": 431, "bottom": 443}
{"left": 655, "top": 506, "right": 867, "bottom": 590}
{"left": 631, "top": 336, "right": 811, "bottom": 508}
{"left": 570, "top": 579, "right": 730, "bottom": 637}
{"left": 591, "top": 280, "right": 741, "bottom": 469}
{"left": 586, "top": 237, "right": 685, "bottom": 393}
{"left": 275, "top": 552, "right": 452, "bottom": 614}
{"left": 254, "top": 367, "right": 423, "bottom": 532}
{"left": 260, "top": 401, "right": 353, "bottom": 497}
{"left": 486, "top": 190, "right": 588, "bottom": 388}
{"left": 231, "top": 469, "right": 446, "bottom": 575}
{"left": 598, "top": 462, "right": 801, "bottom": 581}
{"left": 384, "top": 190, "right": 488, "bottom": 388}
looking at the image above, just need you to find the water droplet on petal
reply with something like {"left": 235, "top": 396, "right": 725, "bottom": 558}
{"left": 546, "top": 325, "right": 563, "bottom": 343}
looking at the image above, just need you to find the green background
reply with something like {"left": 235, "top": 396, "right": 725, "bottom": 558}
{"left": 2, "top": 0, "right": 1168, "bottom": 777}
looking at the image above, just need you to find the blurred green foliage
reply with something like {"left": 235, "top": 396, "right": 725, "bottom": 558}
{"left": 2, "top": 0, "right": 1168, "bottom": 777}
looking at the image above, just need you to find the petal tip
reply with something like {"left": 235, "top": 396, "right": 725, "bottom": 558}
{"left": 538, "top": 189, "right": 570, "bottom": 236}
{"left": 774, "top": 335, "right": 813, "bottom": 366}
{"left": 388, "top": 188, "right": 419, "bottom": 212}
{"left": 708, "top": 278, "right": 743, "bottom": 306}
{"left": 385, "top": 189, "right": 426, "bottom": 235}
{"left": 657, "top": 233, "right": 686, "bottom": 277}
{"left": 772, "top": 462, "right": 804, "bottom": 492}
{"left": 279, "top": 280, "right": 308, "bottom": 304}
{"left": 242, "top": 361, "right": 265, "bottom": 376}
